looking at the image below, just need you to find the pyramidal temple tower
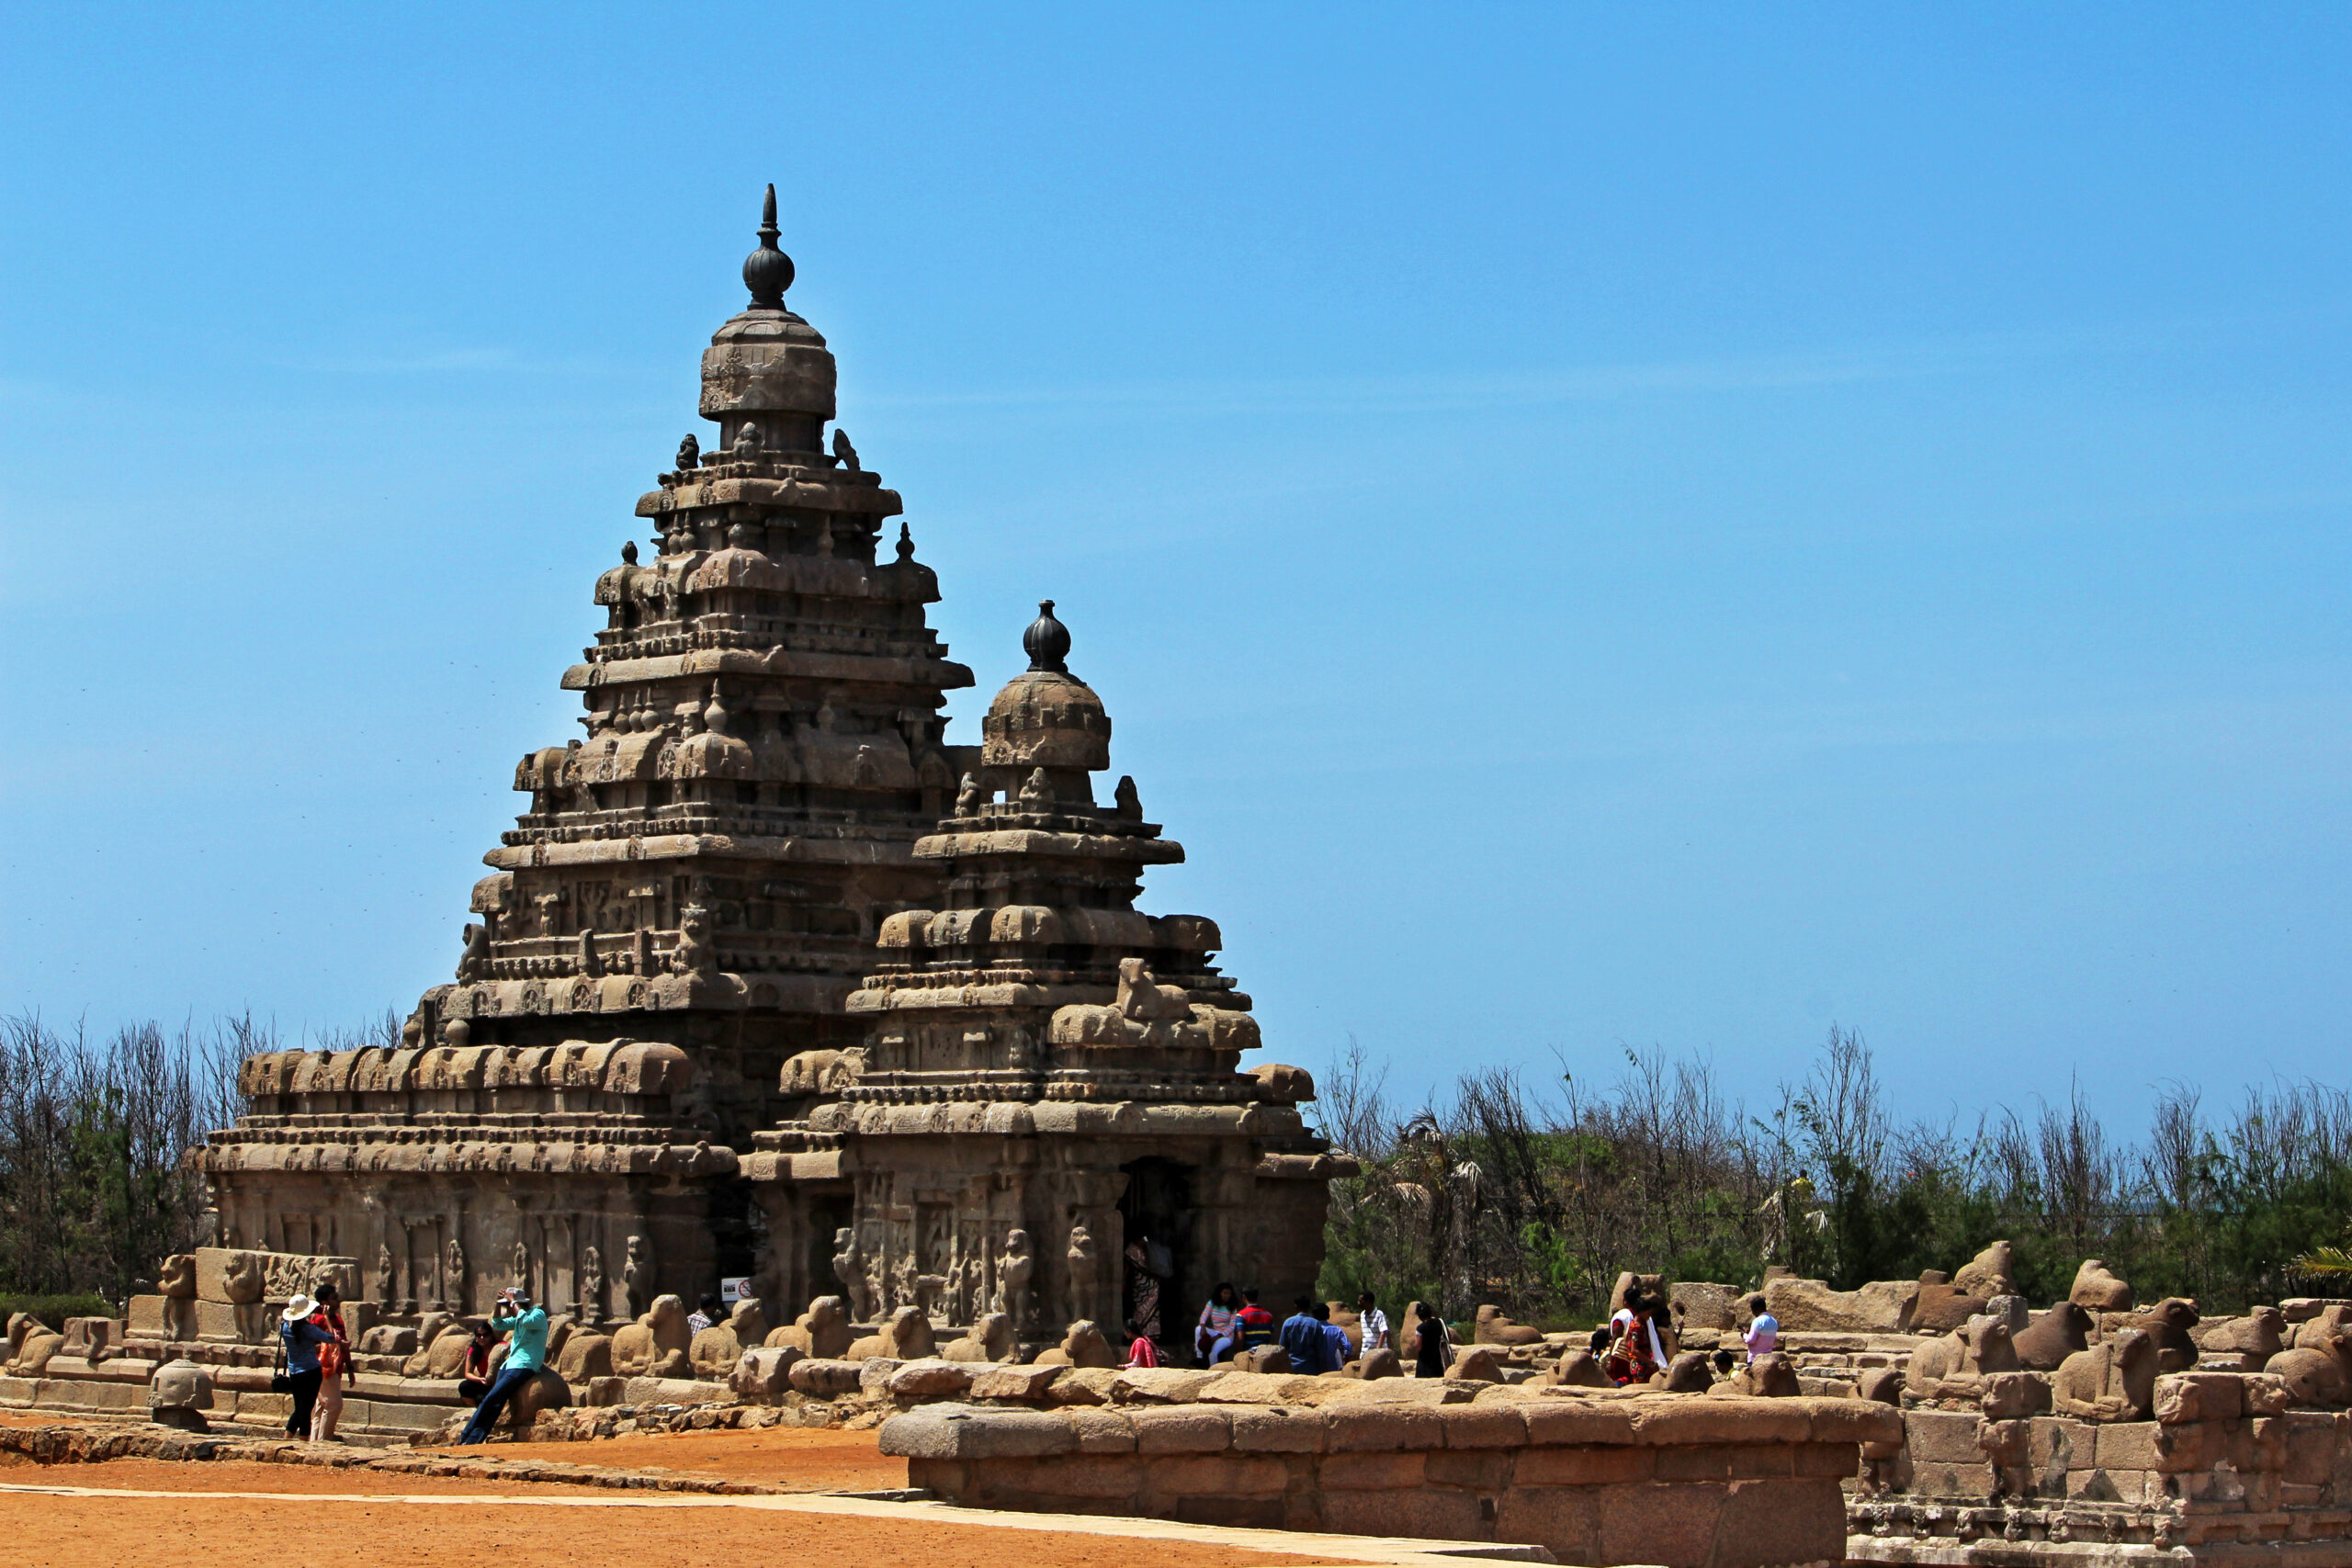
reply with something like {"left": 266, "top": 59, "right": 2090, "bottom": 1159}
{"left": 194, "top": 191, "right": 1343, "bottom": 1337}
{"left": 745, "top": 601, "right": 1340, "bottom": 1330}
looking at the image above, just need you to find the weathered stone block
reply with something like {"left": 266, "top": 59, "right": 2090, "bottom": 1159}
{"left": 1317, "top": 1457, "right": 1420, "bottom": 1495}
{"left": 1198, "top": 1371, "right": 1325, "bottom": 1404}
{"left": 1142, "top": 1454, "right": 1288, "bottom": 1497}
{"left": 1655, "top": 1444, "right": 1733, "bottom": 1481}
{"left": 1593, "top": 1479, "right": 1727, "bottom": 1565}
{"left": 2094, "top": 1421, "right": 2161, "bottom": 1471}
{"left": 2157, "top": 1371, "right": 2244, "bottom": 1425}
{"left": 1064, "top": 1406, "right": 1136, "bottom": 1453}
{"left": 1626, "top": 1395, "right": 1808, "bottom": 1446}
{"left": 1044, "top": 1367, "right": 1119, "bottom": 1406}
{"left": 1495, "top": 1485, "right": 1601, "bottom": 1562}
{"left": 1521, "top": 1394, "right": 1637, "bottom": 1447}
{"left": 1514, "top": 1443, "right": 1655, "bottom": 1485}
{"left": 888, "top": 1358, "right": 972, "bottom": 1400}
{"left": 878, "top": 1404, "right": 1075, "bottom": 1461}
{"left": 2028, "top": 1416, "right": 2095, "bottom": 1471}
{"left": 1713, "top": 1476, "right": 1847, "bottom": 1568}
{"left": 1325, "top": 1402, "right": 1446, "bottom": 1452}
{"left": 1423, "top": 1448, "right": 1512, "bottom": 1490}
{"left": 1226, "top": 1404, "right": 1328, "bottom": 1453}
{"left": 1128, "top": 1404, "right": 1233, "bottom": 1454}
{"left": 1439, "top": 1402, "right": 1528, "bottom": 1448}
{"left": 1110, "top": 1367, "right": 1216, "bottom": 1404}
{"left": 1318, "top": 1486, "right": 1485, "bottom": 1543}
{"left": 1792, "top": 1442, "right": 1857, "bottom": 1478}
{"left": 970, "top": 1364, "right": 1061, "bottom": 1402}
{"left": 1908, "top": 1409, "right": 1984, "bottom": 1464}
{"left": 1727, "top": 1445, "right": 1794, "bottom": 1478}
{"left": 1803, "top": 1396, "right": 1904, "bottom": 1445}
{"left": 787, "top": 1357, "right": 865, "bottom": 1399}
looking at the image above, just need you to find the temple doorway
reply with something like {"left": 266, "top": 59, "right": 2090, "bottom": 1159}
{"left": 1118, "top": 1156, "right": 1193, "bottom": 1348}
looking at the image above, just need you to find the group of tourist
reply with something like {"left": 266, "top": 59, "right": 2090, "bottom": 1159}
{"left": 279, "top": 1280, "right": 548, "bottom": 1447}
{"left": 1189, "top": 1285, "right": 1395, "bottom": 1370}
{"left": 1170, "top": 1280, "right": 1783, "bottom": 1384}
{"left": 1599, "top": 1287, "right": 1778, "bottom": 1385}
{"left": 273, "top": 1280, "right": 354, "bottom": 1442}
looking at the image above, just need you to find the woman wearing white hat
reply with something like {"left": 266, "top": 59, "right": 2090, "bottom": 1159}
{"left": 277, "top": 1292, "right": 333, "bottom": 1439}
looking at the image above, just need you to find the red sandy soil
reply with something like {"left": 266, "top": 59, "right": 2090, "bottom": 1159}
{"left": 0, "top": 1410, "right": 903, "bottom": 1492}
{"left": 0, "top": 1487, "right": 1341, "bottom": 1568}
{"left": 0, "top": 1421, "right": 1365, "bottom": 1568}
{"left": 411, "top": 1422, "right": 912, "bottom": 1490}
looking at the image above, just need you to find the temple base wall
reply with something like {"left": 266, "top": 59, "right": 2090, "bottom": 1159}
{"left": 883, "top": 1395, "right": 1894, "bottom": 1568}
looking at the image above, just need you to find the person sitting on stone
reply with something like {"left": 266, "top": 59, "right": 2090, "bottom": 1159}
{"left": 1230, "top": 1289, "right": 1277, "bottom": 1359}
{"left": 458, "top": 1320, "right": 497, "bottom": 1404}
{"left": 457, "top": 1287, "right": 548, "bottom": 1446}
{"left": 688, "top": 1292, "right": 721, "bottom": 1335}
{"left": 1279, "top": 1293, "right": 1322, "bottom": 1370}
{"left": 1196, "top": 1281, "right": 1239, "bottom": 1366}
{"left": 1313, "top": 1301, "right": 1351, "bottom": 1372}
{"left": 1713, "top": 1348, "right": 1738, "bottom": 1380}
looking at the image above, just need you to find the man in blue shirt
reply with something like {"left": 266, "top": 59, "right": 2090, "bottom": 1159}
{"left": 458, "top": 1287, "right": 550, "bottom": 1445}
{"left": 1314, "top": 1302, "right": 1352, "bottom": 1372}
{"left": 1277, "top": 1294, "right": 1324, "bottom": 1372}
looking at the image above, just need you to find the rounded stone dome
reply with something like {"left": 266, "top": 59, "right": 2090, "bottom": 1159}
{"left": 699, "top": 187, "right": 836, "bottom": 447}
{"left": 981, "top": 668, "right": 1112, "bottom": 772}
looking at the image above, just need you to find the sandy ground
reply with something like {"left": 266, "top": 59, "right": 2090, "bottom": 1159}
{"left": 0, "top": 1422, "right": 1366, "bottom": 1568}
{"left": 0, "top": 1487, "right": 1340, "bottom": 1568}
{"left": 409, "top": 1423, "right": 911, "bottom": 1490}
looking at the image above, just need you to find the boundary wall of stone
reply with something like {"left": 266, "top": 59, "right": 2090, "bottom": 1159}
{"left": 1849, "top": 1374, "right": 2352, "bottom": 1562}
{"left": 881, "top": 1393, "right": 1900, "bottom": 1568}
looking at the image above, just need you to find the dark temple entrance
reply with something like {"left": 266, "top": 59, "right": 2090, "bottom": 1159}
{"left": 1118, "top": 1156, "right": 1194, "bottom": 1349}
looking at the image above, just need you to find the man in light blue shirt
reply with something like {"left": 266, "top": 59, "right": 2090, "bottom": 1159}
{"left": 458, "top": 1287, "right": 550, "bottom": 1445}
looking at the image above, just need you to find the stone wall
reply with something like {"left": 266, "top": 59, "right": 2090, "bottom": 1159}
{"left": 883, "top": 1394, "right": 1899, "bottom": 1568}
{"left": 1852, "top": 1372, "right": 2352, "bottom": 1562}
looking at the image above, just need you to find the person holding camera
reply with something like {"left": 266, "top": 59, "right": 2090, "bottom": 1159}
{"left": 277, "top": 1292, "right": 334, "bottom": 1439}
{"left": 455, "top": 1285, "right": 549, "bottom": 1446}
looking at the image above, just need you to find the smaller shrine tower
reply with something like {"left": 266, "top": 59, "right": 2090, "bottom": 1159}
{"left": 746, "top": 604, "right": 1345, "bottom": 1342}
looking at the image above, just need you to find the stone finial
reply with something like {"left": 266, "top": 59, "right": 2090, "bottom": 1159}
{"left": 895, "top": 522, "right": 915, "bottom": 563}
{"left": 1023, "top": 599, "right": 1071, "bottom": 674}
{"left": 743, "top": 183, "right": 794, "bottom": 308}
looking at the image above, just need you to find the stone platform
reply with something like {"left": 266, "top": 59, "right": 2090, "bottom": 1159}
{"left": 881, "top": 1393, "right": 1899, "bottom": 1568}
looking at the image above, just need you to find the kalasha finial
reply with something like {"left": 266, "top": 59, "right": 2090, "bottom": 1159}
{"left": 1023, "top": 599, "right": 1071, "bottom": 674}
{"left": 743, "top": 183, "right": 795, "bottom": 308}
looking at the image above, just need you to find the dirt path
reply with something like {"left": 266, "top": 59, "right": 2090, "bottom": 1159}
{"left": 407, "top": 1423, "right": 908, "bottom": 1490}
{"left": 0, "top": 1484, "right": 1351, "bottom": 1568}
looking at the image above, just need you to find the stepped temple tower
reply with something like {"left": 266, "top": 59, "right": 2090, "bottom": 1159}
{"left": 193, "top": 189, "right": 1346, "bottom": 1340}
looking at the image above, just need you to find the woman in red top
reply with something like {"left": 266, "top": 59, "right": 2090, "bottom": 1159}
{"left": 306, "top": 1281, "right": 355, "bottom": 1443}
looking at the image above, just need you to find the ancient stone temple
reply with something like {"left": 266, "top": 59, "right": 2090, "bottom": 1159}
{"left": 743, "top": 602, "right": 1338, "bottom": 1335}
{"left": 190, "top": 188, "right": 1339, "bottom": 1339}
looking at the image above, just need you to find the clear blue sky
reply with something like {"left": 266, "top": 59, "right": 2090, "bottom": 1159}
{"left": 3, "top": 6, "right": 2346, "bottom": 1138}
